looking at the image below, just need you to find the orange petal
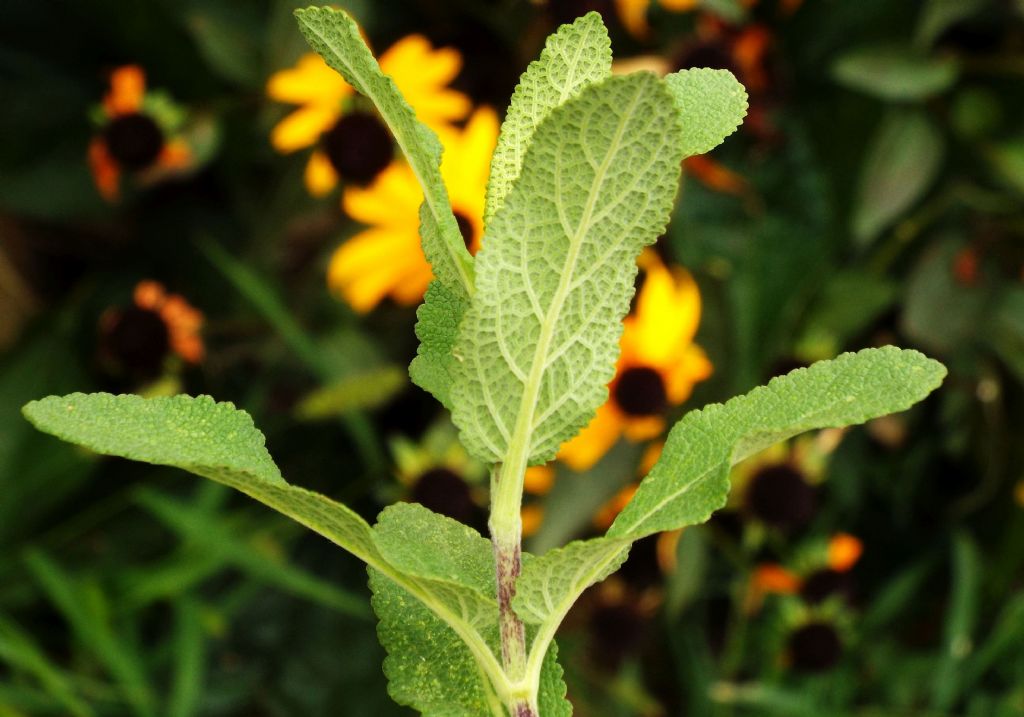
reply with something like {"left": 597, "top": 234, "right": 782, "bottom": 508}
{"left": 616, "top": 0, "right": 651, "bottom": 39}
{"left": 134, "top": 280, "right": 167, "bottom": 310}
{"left": 593, "top": 483, "right": 639, "bottom": 531}
{"left": 827, "top": 533, "right": 863, "bottom": 572}
{"left": 752, "top": 563, "right": 801, "bottom": 594}
{"left": 88, "top": 139, "right": 121, "bottom": 202}
{"left": 521, "top": 504, "right": 545, "bottom": 538}
{"left": 104, "top": 65, "right": 146, "bottom": 116}
{"left": 524, "top": 465, "right": 555, "bottom": 496}
{"left": 684, "top": 155, "right": 747, "bottom": 195}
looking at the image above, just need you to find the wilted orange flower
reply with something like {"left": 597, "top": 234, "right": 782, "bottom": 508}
{"left": 132, "top": 281, "right": 205, "bottom": 364}
{"left": 559, "top": 251, "right": 712, "bottom": 471}
{"left": 327, "top": 107, "right": 498, "bottom": 312}
{"left": 89, "top": 66, "right": 192, "bottom": 201}
{"left": 267, "top": 36, "right": 471, "bottom": 195}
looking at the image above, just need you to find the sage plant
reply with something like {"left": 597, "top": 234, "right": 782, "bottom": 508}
{"left": 23, "top": 9, "right": 946, "bottom": 716}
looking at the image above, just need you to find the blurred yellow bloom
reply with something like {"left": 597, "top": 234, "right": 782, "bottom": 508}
{"left": 616, "top": 0, "right": 699, "bottom": 38}
{"left": 267, "top": 36, "right": 471, "bottom": 195}
{"left": 559, "top": 251, "right": 712, "bottom": 471}
{"left": 328, "top": 107, "right": 498, "bottom": 312}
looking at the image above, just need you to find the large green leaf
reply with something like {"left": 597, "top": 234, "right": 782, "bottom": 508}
{"left": 451, "top": 72, "right": 687, "bottom": 465}
{"left": 609, "top": 347, "right": 946, "bottom": 538}
{"left": 485, "top": 12, "right": 612, "bottom": 225}
{"left": 664, "top": 68, "right": 748, "bottom": 157}
{"left": 369, "top": 570, "right": 505, "bottom": 717}
{"left": 373, "top": 502, "right": 498, "bottom": 631}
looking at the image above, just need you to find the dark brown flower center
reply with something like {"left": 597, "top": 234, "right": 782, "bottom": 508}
{"left": 453, "top": 211, "right": 476, "bottom": 251}
{"left": 103, "top": 112, "right": 164, "bottom": 170}
{"left": 103, "top": 306, "right": 170, "bottom": 376}
{"left": 745, "top": 463, "right": 817, "bottom": 529}
{"left": 675, "top": 41, "right": 737, "bottom": 75}
{"left": 411, "top": 467, "right": 481, "bottom": 529}
{"left": 322, "top": 111, "right": 393, "bottom": 184}
{"left": 788, "top": 622, "right": 842, "bottom": 673}
{"left": 613, "top": 366, "right": 667, "bottom": 417}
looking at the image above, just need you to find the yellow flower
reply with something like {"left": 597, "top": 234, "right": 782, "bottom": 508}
{"left": 266, "top": 35, "right": 471, "bottom": 195}
{"left": 559, "top": 251, "right": 712, "bottom": 471}
{"left": 327, "top": 107, "right": 498, "bottom": 312}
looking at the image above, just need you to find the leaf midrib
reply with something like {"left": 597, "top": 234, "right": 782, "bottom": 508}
{"left": 503, "top": 80, "right": 646, "bottom": 471}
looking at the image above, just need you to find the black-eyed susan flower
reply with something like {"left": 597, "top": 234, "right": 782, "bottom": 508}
{"left": 558, "top": 250, "right": 712, "bottom": 471}
{"left": 267, "top": 36, "right": 471, "bottom": 196}
{"left": 390, "top": 421, "right": 488, "bottom": 531}
{"left": 328, "top": 107, "right": 498, "bottom": 312}
{"left": 88, "top": 66, "right": 196, "bottom": 202}
{"left": 98, "top": 280, "right": 204, "bottom": 379}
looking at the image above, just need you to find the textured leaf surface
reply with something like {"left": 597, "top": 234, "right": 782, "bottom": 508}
{"left": 610, "top": 348, "right": 946, "bottom": 538}
{"left": 369, "top": 570, "right": 504, "bottom": 717}
{"left": 22, "top": 394, "right": 382, "bottom": 566}
{"left": 515, "top": 537, "right": 630, "bottom": 625}
{"left": 409, "top": 280, "right": 468, "bottom": 411}
{"left": 294, "top": 6, "right": 472, "bottom": 297}
{"left": 451, "top": 73, "right": 687, "bottom": 464}
{"left": 374, "top": 503, "right": 497, "bottom": 630}
{"left": 536, "top": 641, "right": 573, "bottom": 717}
{"left": 664, "top": 68, "right": 748, "bottom": 158}
{"left": 485, "top": 12, "right": 611, "bottom": 225}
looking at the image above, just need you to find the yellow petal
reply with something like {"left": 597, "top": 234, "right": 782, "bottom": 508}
{"left": 664, "top": 344, "right": 713, "bottom": 404}
{"left": 442, "top": 106, "right": 499, "bottom": 197}
{"left": 659, "top": 0, "right": 699, "bottom": 10}
{"left": 271, "top": 105, "right": 339, "bottom": 153}
{"left": 622, "top": 415, "right": 665, "bottom": 442}
{"left": 342, "top": 162, "right": 423, "bottom": 227}
{"left": 558, "top": 402, "right": 624, "bottom": 472}
{"left": 380, "top": 35, "right": 471, "bottom": 130}
{"left": 267, "top": 53, "right": 352, "bottom": 106}
{"left": 524, "top": 466, "right": 555, "bottom": 496}
{"left": 304, "top": 150, "right": 339, "bottom": 197}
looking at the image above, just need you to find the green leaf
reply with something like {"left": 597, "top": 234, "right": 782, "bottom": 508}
{"left": 22, "top": 394, "right": 383, "bottom": 568}
{"left": 293, "top": 6, "right": 473, "bottom": 299}
{"left": 373, "top": 502, "right": 498, "bottom": 630}
{"left": 664, "top": 68, "right": 748, "bottom": 157}
{"left": 609, "top": 347, "right": 946, "bottom": 539}
{"left": 485, "top": 12, "right": 612, "bottom": 225}
{"left": 167, "top": 598, "right": 204, "bottom": 717}
{"left": 410, "top": 280, "right": 469, "bottom": 411}
{"left": 853, "top": 109, "right": 944, "bottom": 245}
{"left": 515, "top": 537, "right": 630, "bottom": 625}
{"left": 369, "top": 570, "right": 505, "bottom": 717}
{"left": 833, "top": 45, "right": 960, "bottom": 101}
{"left": 451, "top": 72, "right": 687, "bottom": 465}
{"left": 536, "top": 641, "right": 573, "bottom": 717}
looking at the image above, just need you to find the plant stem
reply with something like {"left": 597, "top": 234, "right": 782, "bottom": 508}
{"left": 489, "top": 465, "right": 537, "bottom": 716}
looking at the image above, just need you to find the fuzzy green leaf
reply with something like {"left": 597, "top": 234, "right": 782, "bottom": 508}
{"left": 451, "top": 72, "right": 687, "bottom": 465}
{"left": 374, "top": 503, "right": 497, "bottom": 630}
{"left": 22, "top": 393, "right": 383, "bottom": 567}
{"left": 515, "top": 537, "right": 630, "bottom": 626}
{"left": 293, "top": 6, "right": 473, "bottom": 298}
{"left": 610, "top": 347, "right": 946, "bottom": 539}
{"left": 485, "top": 12, "right": 612, "bottom": 225}
{"left": 369, "top": 570, "right": 504, "bottom": 717}
{"left": 664, "top": 68, "right": 748, "bottom": 157}
{"left": 409, "top": 280, "right": 469, "bottom": 411}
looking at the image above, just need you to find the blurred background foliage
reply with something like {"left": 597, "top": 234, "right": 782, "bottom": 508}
{"left": 1, "top": 0, "right": 1024, "bottom": 715}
